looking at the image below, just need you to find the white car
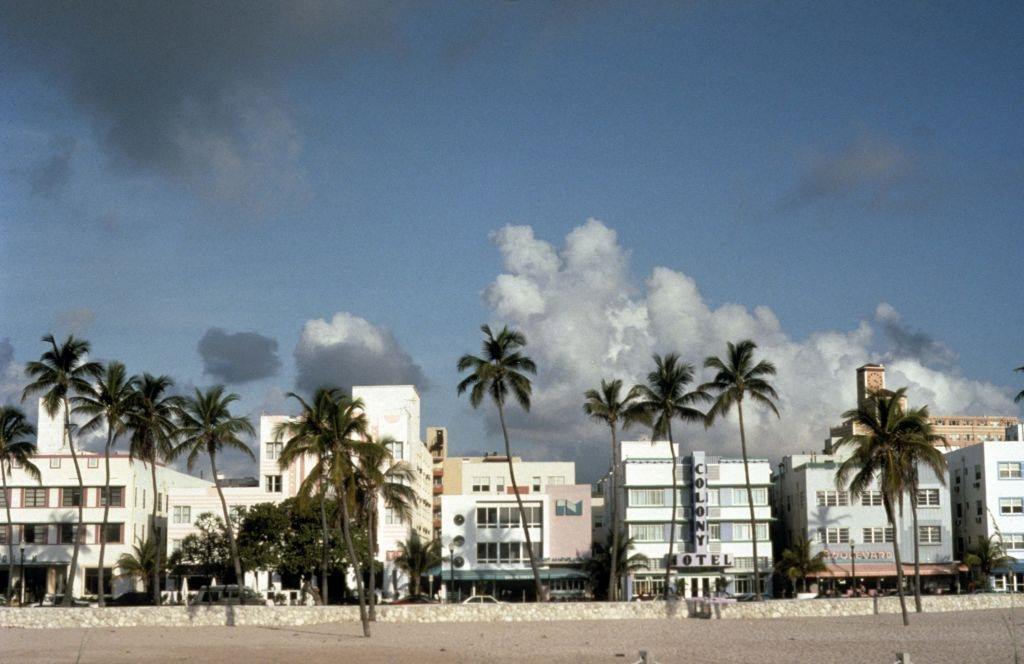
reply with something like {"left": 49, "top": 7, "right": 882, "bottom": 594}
{"left": 462, "top": 595, "right": 501, "bottom": 604}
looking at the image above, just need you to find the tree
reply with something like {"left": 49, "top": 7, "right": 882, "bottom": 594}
{"left": 127, "top": 374, "right": 183, "bottom": 605}
{"left": 353, "top": 435, "right": 416, "bottom": 619}
{"left": 896, "top": 405, "right": 947, "bottom": 613}
{"left": 632, "top": 353, "right": 708, "bottom": 599}
{"left": 584, "top": 532, "right": 648, "bottom": 600}
{"left": 394, "top": 531, "right": 442, "bottom": 597}
{"left": 702, "top": 340, "right": 780, "bottom": 602}
{"left": 168, "top": 512, "right": 233, "bottom": 581}
{"left": 582, "top": 378, "right": 646, "bottom": 601}
{"left": 834, "top": 387, "right": 919, "bottom": 627}
{"left": 457, "top": 324, "right": 545, "bottom": 601}
{"left": 116, "top": 533, "right": 162, "bottom": 597}
{"left": 1015, "top": 365, "right": 1024, "bottom": 403}
{"left": 965, "top": 534, "right": 1013, "bottom": 589}
{"left": 174, "top": 386, "right": 255, "bottom": 590}
{"left": 22, "top": 334, "right": 101, "bottom": 605}
{"left": 75, "top": 361, "right": 137, "bottom": 606}
{"left": 0, "top": 406, "right": 39, "bottom": 604}
{"left": 236, "top": 502, "right": 290, "bottom": 575}
{"left": 775, "top": 536, "right": 828, "bottom": 594}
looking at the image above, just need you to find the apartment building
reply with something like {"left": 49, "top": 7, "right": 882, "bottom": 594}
{"left": 441, "top": 455, "right": 575, "bottom": 496}
{"left": 427, "top": 426, "right": 448, "bottom": 538}
{"left": 947, "top": 433, "right": 1024, "bottom": 591}
{"left": 616, "top": 440, "right": 773, "bottom": 599}
{"left": 439, "top": 479, "right": 591, "bottom": 601}
{"left": 1, "top": 399, "right": 209, "bottom": 601}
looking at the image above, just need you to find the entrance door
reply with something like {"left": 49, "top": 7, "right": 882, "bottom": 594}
{"left": 689, "top": 578, "right": 698, "bottom": 598}
{"left": 24, "top": 568, "right": 47, "bottom": 603}
{"left": 701, "top": 577, "right": 710, "bottom": 597}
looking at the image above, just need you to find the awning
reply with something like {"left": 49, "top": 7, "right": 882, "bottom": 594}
{"left": 994, "top": 560, "right": 1024, "bottom": 574}
{"left": 812, "top": 562, "right": 960, "bottom": 578}
{"left": 426, "top": 567, "right": 588, "bottom": 581}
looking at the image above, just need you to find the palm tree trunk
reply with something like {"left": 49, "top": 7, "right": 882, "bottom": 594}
{"left": 210, "top": 454, "right": 243, "bottom": 588}
{"left": 62, "top": 398, "right": 85, "bottom": 606}
{"left": 887, "top": 498, "right": 910, "bottom": 627}
{"left": 608, "top": 424, "right": 620, "bottom": 602}
{"left": 367, "top": 506, "right": 377, "bottom": 620}
{"left": 737, "top": 401, "right": 762, "bottom": 601}
{"left": 150, "top": 460, "right": 161, "bottom": 606}
{"left": 97, "top": 427, "right": 114, "bottom": 606}
{"left": 3, "top": 466, "right": 15, "bottom": 604}
{"left": 910, "top": 488, "right": 922, "bottom": 613}
{"left": 336, "top": 493, "right": 370, "bottom": 637}
{"left": 319, "top": 491, "right": 329, "bottom": 605}
{"left": 663, "top": 424, "right": 677, "bottom": 600}
{"left": 496, "top": 401, "right": 545, "bottom": 601}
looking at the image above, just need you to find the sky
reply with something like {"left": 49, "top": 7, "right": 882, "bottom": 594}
{"left": 1, "top": 1, "right": 1022, "bottom": 483}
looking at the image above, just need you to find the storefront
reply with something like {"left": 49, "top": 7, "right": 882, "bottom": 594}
{"left": 810, "top": 562, "right": 960, "bottom": 595}
{"left": 428, "top": 567, "right": 590, "bottom": 602}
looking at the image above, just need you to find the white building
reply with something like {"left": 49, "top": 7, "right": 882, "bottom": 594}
{"left": 947, "top": 432, "right": 1024, "bottom": 591}
{"left": 1, "top": 400, "right": 209, "bottom": 601}
{"left": 617, "top": 440, "right": 773, "bottom": 598}
{"left": 166, "top": 385, "right": 436, "bottom": 598}
{"left": 439, "top": 476, "right": 592, "bottom": 601}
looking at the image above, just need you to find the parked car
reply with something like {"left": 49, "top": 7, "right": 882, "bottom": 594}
{"left": 192, "top": 585, "right": 270, "bottom": 606}
{"left": 390, "top": 595, "right": 439, "bottom": 605}
{"left": 462, "top": 595, "right": 501, "bottom": 604}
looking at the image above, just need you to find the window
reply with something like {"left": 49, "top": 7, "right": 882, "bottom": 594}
{"left": 23, "top": 488, "right": 47, "bottom": 507}
{"left": 917, "top": 489, "right": 940, "bottom": 507}
{"left": 861, "top": 491, "right": 883, "bottom": 506}
{"left": 531, "top": 476, "right": 541, "bottom": 492}
{"left": 477, "top": 507, "right": 497, "bottom": 528}
{"left": 384, "top": 507, "right": 403, "bottom": 525}
{"left": 629, "top": 489, "right": 666, "bottom": 507}
{"left": 265, "top": 442, "right": 283, "bottom": 460}
{"left": 547, "top": 476, "right": 565, "bottom": 486}
{"left": 99, "top": 486, "right": 124, "bottom": 507}
{"left": 477, "top": 542, "right": 498, "bottom": 563}
{"left": 100, "top": 523, "right": 123, "bottom": 544}
{"left": 0, "top": 489, "right": 7, "bottom": 508}
{"left": 494, "top": 477, "right": 505, "bottom": 493}
{"left": 555, "top": 499, "right": 583, "bottom": 516}
{"left": 499, "top": 541, "right": 525, "bottom": 564}
{"left": 816, "top": 490, "right": 849, "bottom": 507}
{"left": 59, "top": 523, "right": 85, "bottom": 544}
{"left": 708, "top": 523, "right": 721, "bottom": 542}
{"left": 706, "top": 489, "right": 719, "bottom": 506}
{"left": 630, "top": 524, "right": 663, "bottom": 542}
{"left": 50, "top": 457, "right": 61, "bottom": 468}
{"left": 265, "top": 475, "right": 282, "bottom": 493}
{"left": 919, "top": 526, "right": 941, "bottom": 545}
{"left": 385, "top": 440, "right": 404, "bottom": 460}
{"left": 87, "top": 457, "right": 99, "bottom": 469}
{"left": 819, "top": 527, "right": 850, "bottom": 544}
{"left": 975, "top": 465, "right": 982, "bottom": 481}
{"left": 862, "top": 527, "right": 894, "bottom": 543}
{"left": 978, "top": 500, "right": 984, "bottom": 516}
{"left": 171, "top": 539, "right": 182, "bottom": 553}
{"left": 732, "top": 523, "right": 769, "bottom": 542}
{"left": 1004, "top": 534, "right": 1024, "bottom": 550}
{"left": 472, "top": 477, "right": 490, "bottom": 493}
{"left": 61, "top": 487, "right": 83, "bottom": 507}
{"left": 173, "top": 505, "right": 191, "bottom": 524}
{"left": 732, "top": 488, "right": 768, "bottom": 506}
{"left": 1001, "top": 498, "right": 1024, "bottom": 515}
{"left": 22, "top": 524, "right": 48, "bottom": 544}
{"left": 1000, "top": 463, "right": 1022, "bottom": 479}
{"left": 85, "top": 568, "right": 113, "bottom": 596}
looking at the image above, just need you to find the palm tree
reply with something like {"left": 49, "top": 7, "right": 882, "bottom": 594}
{"left": 457, "top": 324, "right": 545, "bottom": 600}
{"left": 584, "top": 532, "right": 648, "bottom": 600}
{"left": 897, "top": 405, "right": 947, "bottom": 613}
{"left": 965, "top": 534, "right": 1013, "bottom": 590}
{"left": 75, "top": 361, "right": 137, "bottom": 606}
{"left": 775, "top": 536, "right": 828, "bottom": 594}
{"left": 834, "top": 387, "right": 918, "bottom": 627}
{"left": 116, "top": 533, "right": 162, "bottom": 597}
{"left": 1015, "top": 365, "right": 1024, "bottom": 403}
{"left": 583, "top": 378, "right": 646, "bottom": 601}
{"left": 0, "top": 406, "right": 40, "bottom": 604}
{"left": 394, "top": 531, "right": 442, "bottom": 597}
{"left": 22, "top": 334, "right": 101, "bottom": 605}
{"left": 353, "top": 435, "right": 416, "bottom": 620}
{"left": 702, "top": 340, "right": 780, "bottom": 602}
{"left": 632, "top": 354, "right": 708, "bottom": 599}
{"left": 174, "top": 386, "right": 255, "bottom": 592}
{"left": 127, "top": 374, "right": 183, "bottom": 606}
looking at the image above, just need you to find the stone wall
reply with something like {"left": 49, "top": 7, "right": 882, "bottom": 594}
{"left": 0, "top": 594, "right": 1016, "bottom": 629}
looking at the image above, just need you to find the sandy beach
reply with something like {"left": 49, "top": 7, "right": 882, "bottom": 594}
{"left": 2, "top": 608, "right": 1019, "bottom": 663}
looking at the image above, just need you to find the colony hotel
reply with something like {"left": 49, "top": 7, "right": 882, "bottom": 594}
{"left": 616, "top": 440, "right": 773, "bottom": 598}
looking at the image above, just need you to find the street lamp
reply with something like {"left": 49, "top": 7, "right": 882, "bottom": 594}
{"left": 849, "top": 538, "right": 856, "bottom": 594}
{"left": 448, "top": 542, "right": 455, "bottom": 604}
{"left": 19, "top": 546, "right": 26, "bottom": 606}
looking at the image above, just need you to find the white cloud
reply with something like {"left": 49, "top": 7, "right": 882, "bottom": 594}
{"left": 481, "top": 219, "right": 1017, "bottom": 480}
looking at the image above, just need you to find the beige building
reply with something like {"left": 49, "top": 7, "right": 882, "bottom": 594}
{"left": 441, "top": 455, "right": 575, "bottom": 496}
{"left": 829, "top": 364, "right": 1020, "bottom": 449}
{"left": 426, "top": 427, "right": 447, "bottom": 537}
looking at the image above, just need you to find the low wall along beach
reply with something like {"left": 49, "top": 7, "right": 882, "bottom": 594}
{"left": 0, "top": 594, "right": 1015, "bottom": 630}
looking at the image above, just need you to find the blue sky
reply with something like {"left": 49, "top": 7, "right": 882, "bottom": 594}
{"left": 1, "top": 2, "right": 1022, "bottom": 481}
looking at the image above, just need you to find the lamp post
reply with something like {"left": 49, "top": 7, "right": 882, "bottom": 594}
{"left": 849, "top": 539, "right": 856, "bottom": 595}
{"left": 19, "top": 546, "right": 26, "bottom": 607}
{"left": 448, "top": 542, "right": 455, "bottom": 604}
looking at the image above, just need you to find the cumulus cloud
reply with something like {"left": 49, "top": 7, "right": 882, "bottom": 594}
{"left": 198, "top": 328, "right": 282, "bottom": 384}
{"left": 29, "top": 136, "right": 76, "bottom": 197}
{"left": 294, "top": 312, "right": 426, "bottom": 394}
{"left": 480, "top": 219, "right": 1017, "bottom": 480}
{"left": 0, "top": 2, "right": 404, "bottom": 209}
{"left": 0, "top": 338, "right": 26, "bottom": 407}
{"left": 874, "top": 302, "right": 956, "bottom": 368}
